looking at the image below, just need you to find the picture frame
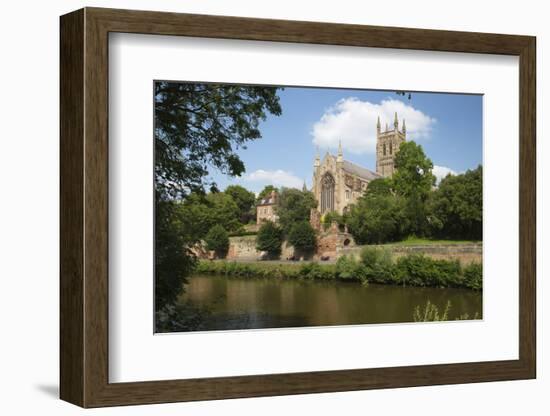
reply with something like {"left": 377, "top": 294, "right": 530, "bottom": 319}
{"left": 60, "top": 7, "right": 536, "bottom": 408}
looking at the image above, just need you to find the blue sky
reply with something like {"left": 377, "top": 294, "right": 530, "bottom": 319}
{"left": 210, "top": 86, "right": 482, "bottom": 194}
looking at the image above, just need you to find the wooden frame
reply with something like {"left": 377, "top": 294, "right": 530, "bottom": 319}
{"left": 60, "top": 7, "right": 536, "bottom": 408}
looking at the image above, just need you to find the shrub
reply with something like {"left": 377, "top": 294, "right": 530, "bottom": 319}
{"left": 322, "top": 211, "right": 343, "bottom": 231}
{"left": 298, "top": 262, "right": 335, "bottom": 280}
{"left": 204, "top": 224, "right": 229, "bottom": 258}
{"left": 288, "top": 221, "right": 317, "bottom": 255}
{"left": 195, "top": 254, "right": 480, "bottom": 291}
{"left": 359, "top": 247, "right": 395, "bottom": 284}
{"left": 335, "top": 255, "right": 362, "bottom": 281}
{"left": 462, "top": 262, "right": 482, "bottom": 290}
{"left": 256, "top": 221, "right": 283, "bottom": 258}
{"left": 395, "top": 254, "right": 461, "bottom": 287}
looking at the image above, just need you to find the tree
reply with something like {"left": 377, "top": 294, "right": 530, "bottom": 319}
{"left": 428, "top": 166, "right": 482, "bottom": 240}
{"left": 154, "top": 82, "right": 282, "bottom": 310}
{"left": 204, "top": 224, "right": 230, "bottom": 258}
{"left": 393, "top": 141, "right": 435, "bottom": 199}
{"left": 155, "top": 199, "right": 197, "bottom": 310}
{"left": 288, "top": 221, "right": 317, "bottom": 255}
{"left": 392, "top": 141, "right": 436, "bottom": 236}
{"left": 225, "top": 185, "right": 256, "bottom": 224}
{"left": 178, "top": 191, "right": 242, "bottom": 238}
{"left": 346, "top": 192, "right": 408, "bottom": 244}
{"left": 256, "top": 221, "right": 283, "bottom": 258}
{"left": 364, "top": 177, "right": 393, "bottom": 197}
{"left": 256, "top": 185, "right": 277, "bottom": 202}
{"left": 275, "top": 188, "right": 317, "bottom": 235}
{"left": 155, "top": 82, "right": 282, "bottom": 199}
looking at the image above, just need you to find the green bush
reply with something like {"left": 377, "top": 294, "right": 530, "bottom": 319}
{"left": 322, "top": 211, "right": 343, "bottom": 231}
{"left": 335, "top": 255, "right": 362, "bottom": 281}
{"left": 204, "top": 224, "right": 229, "bottom": 258}
{"left": 462, "top": 262, "right": 482, "bottom": 290}
{"left": 196, "top": 253, "right": 481, "bottom": 291}
{"left": 298, "top": 262, "right": 335, "bottom": 280}
{"left": 395, "top": 254, "right": 461, "bottom": 287}
{"left": 288, "top": 221, "right": 317, "bottom": 254}
{"left": 256, "top": 221, "right": 283, "bottom": 258}
{"left": 359, "top": 247, "right": 395, "bottom": 284}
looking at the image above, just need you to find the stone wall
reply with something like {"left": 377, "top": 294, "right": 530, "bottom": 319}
{"left": 226, "top": 235, "right": 295, "bottom": 260}
{"left": 340, "top": 243, "right": 482, "bottom": 264}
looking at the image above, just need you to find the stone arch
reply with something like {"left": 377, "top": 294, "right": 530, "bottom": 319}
{"left": 321, "top": 172, "right": 335, "bottom": 213}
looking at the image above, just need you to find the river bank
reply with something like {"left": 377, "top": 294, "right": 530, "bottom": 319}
{"left": 196, "top": 247, "right": 482, "bottom": 290}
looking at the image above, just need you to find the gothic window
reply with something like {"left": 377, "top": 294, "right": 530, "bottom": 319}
{"left": 390, "top": 142, "right": 393, "bottom": 155}
{"left": 383, "top": 143, "right": 386, "bottom": 156}
{"left": 320, "top": 172, "right": 335, "bottom": 213}
{"left": 345, "top": 190, "right": 350, "bottom": 200}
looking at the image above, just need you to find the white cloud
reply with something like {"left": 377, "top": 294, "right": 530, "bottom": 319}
{"left": 433, "top": 165, "right": 457, "bottom": 184}
{"left": 311, "top": 97, "right": 436, "bottom": 155}
{"left": 245, "top": 169, "right": 303, "bottom": 189}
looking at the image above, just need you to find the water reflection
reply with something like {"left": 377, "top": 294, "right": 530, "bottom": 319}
{"left": 178, "top": 274, "right": 482, "bottom": 331}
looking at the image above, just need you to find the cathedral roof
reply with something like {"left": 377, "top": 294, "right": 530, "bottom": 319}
{"left": 342, "top": 160, "right": 380, "bottom": 181}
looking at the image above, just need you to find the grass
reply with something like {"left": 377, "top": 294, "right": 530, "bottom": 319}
{"left": 382, "top": 236, "right": 481, "bottom": 246}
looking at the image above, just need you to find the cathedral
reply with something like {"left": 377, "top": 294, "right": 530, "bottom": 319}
{"left": 312, "top": 112, "right": 406, "bottom": 215}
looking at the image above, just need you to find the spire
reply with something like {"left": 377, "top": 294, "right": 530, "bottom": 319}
{"left": 394, "top": 112, "right": 399, "bottom": 129}
{"left": 376, "top": 116, "right": 381, "bottom": 133}
{"left": 314, "top": 146, "right": 320, "bottom": 168}
{"left": 402, "top": 119, "right": 406, "bottom": 135}
{"left": 302, "top": 180, "right": 308, "bottom": 192}
{"left": 337, "top": 140, "right": 343, "bottom": 163}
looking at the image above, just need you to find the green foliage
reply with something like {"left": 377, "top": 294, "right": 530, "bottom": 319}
{"left": 359, "top": 247, "right": 395, "bottom": 284}
{"left": 462, "top": 262, "right": 483, "bottom": 290}
{"left": 155, "top": 302, "right": 211, "bottom": 332}
{"left": 344, "top": 145, "right": 481, "bottom": 245}
{"left": 364, "top": 177, "right": 393, "bottom": 197}
{"left": 413, "top": 300, "right": 451, "bottom": 322}
{"left": 154, "top": 82, "right": 282, "bottom": 199}
{"left": 256, "top": 185, "right": 277, "bottom": 202}
{"left": 412, "top": 300, "right": 480, "bottom": 322}
{"left": 428, "top": 166, "right": 483, "bottom": 240}
{"left": 154, "top": 82, "right": 282, "bottom": 312}
{"left": 393, "top": 141, "right": 436, "bottom": 199}
{"left": 155, "top": 199, "right": 197, "bottom": 310}
{"left": 256, "top": 221, "right": 284, "bottom": 258}
{"left": 298, "top": 262, "right": 336, "bottom": 280}
{"left": 196, "top": 254, "right": 482, "bottom": 291}
{"left": 346, "top": 192, "right": 408, "bottom": 244}
{"left": 177, "top": 192, "right": 242, "bottom": 239}
{"left": 204, "top": 224, "right": 229, "bottom": 258}
{"left": 395, "top": 254, "right": 461, "bottom": 287}
{"left": 275, "top": 188, "right": 317, "bottom": 235}
{"left": 288, "top": 221, "right": 317, "bottom": 254}
{"left": 322, "top": 211, "right": 343, "bottom": 231}
{"left": 392, "top": 141, "right": 436, "bottom": 236}
{"left": 335, "top": 255, "right": 364, "bottom": 282}
{"left": 225, "top": 185, "right": 256, "bottom": 224}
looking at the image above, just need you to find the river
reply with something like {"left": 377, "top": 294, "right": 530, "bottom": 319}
{"left": 178, "top": 274, "right": 482, "bottom": 331}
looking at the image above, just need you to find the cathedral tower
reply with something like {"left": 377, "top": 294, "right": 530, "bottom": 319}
{"left": 376, "top": 112, "right": 406, "bottom": 177}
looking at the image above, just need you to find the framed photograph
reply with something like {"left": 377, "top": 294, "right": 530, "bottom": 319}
{"left": 60, "top": 7, "right": 536, "bottom": 408}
